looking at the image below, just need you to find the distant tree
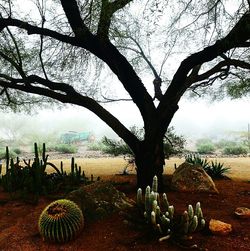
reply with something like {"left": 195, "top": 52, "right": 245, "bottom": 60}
{"left": 223, "top": 145, "right": 248, "bottom": 155}
{"left": 0, "top": 1, "right": 250, "bottom": 189}
{"left": 196, "top": 138, "right": 216, "bottom": 154}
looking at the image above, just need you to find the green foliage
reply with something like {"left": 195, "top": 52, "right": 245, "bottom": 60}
{"left": 54, "top": 144, "right": 78, "bottom": 154}
{"left": 101, "top": 136, "right": 133, "bottom": 156}
{"left": 87, "top": 141, "right": 107, "bottom": 151}
{"left": 13, "top": 148, "right": 22, "bottom": 155}
{"left": 164, "top": 127, "right": 186, "bottom": 158}
{"left": 38, "top": 199, "right": 84, "bottom": 243}
{"left": 185, "top": 154, "right": 210, "bottom": 170}
{"left": 197, "top": 143, "right": 216, "bottom": 154}
{"left": 137, "top": 176, "right": 205, "bottom": 242}
{"left": 223, "top": 145, "right": 248, "bottom": 155}
{"left": 185, "top": 154, "right": 231, "bottom": 179}
{"left": 226, "top": 78, "right": 250, "bottom": 99}
{"left": 196, "top": 138, "right": 216, "bottom": 154}
{"left": 0, "top": 148, "right": 16, "bottom": 160}
{"left": 101, "top": 126, "right": 185, "bottom": 158}
{"left": 0, "top": 143, "right": 94, "bottom": 202}
{"left": 206, "top": 160, "right": 231, "bottom": 179}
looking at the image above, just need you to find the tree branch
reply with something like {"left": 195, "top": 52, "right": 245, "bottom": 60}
{"left": 97, "top": 0, "right": 132, "bottom": 39}
{"left": 60, "top": 0, "right": 91, "bottom": 38}
{"left": 0, "top": 75, "right": 139, "bottom": 150}
{"left": 0, "top": 15, "right": 156, "bottom": 131}
{"left": 0, "top": 18, "right": 79, "bottom": 45}
{"left": 158, "top": 11, "right": 250, "bottom": 119}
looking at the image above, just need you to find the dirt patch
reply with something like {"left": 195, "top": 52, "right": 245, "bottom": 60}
{"left": 0, "top": 175, "right": 249, "bottom": 251}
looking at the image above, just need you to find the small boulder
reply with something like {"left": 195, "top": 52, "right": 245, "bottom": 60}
{"left": 235, "top": 207, "right": 250, "bottom": 219}
{"left": 171, "top": 162, "right": 219, "bottom": 193}
{"left": 209, "top": 219, "right": 232, "bottom": 235}
{"left": 66, "top": 181, "right": 134, "bottom": 221}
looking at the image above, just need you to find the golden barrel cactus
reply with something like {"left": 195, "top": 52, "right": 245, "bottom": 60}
{"left": 38, "top": 199, "right": 84, "bottom": 243}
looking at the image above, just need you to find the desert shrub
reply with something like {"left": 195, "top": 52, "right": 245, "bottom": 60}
{"left": 0, "top": 148, "right": 17, "bottom": 159}
{"left": 55, "top": 144, "right": 78, "bottom": 154}
{"left": 195, "top": 138, "right": 216, "bottom": 154}
{"left": 87, "top": 141, "right": 106, "bottom": 151}
{"left": 215, "top": 139, "right": 235, "bottom": 149}
{"left": 13, "top": 148, "right": 22, "bottom": 155}
{"left": 197, "top": 143, "right": 216, "bottom": 154}
{"left": 164, "top": 127, "right": 186, "bottom": 158}
{"left": 101, "top": 137, "right": 133, "bottom": 156}
{"left": 102, "top": 126, "right": 186, "bottom": 158}
{"left": 223, "top": 145, "right": 248, "bottom": 155}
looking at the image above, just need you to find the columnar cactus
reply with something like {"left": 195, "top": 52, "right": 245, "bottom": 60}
{"left": 136, "top": 175, "right": 206, "bottom": 241}
{"left": 38, "top": 199, "right": 84, "bottom": 243}
{"left": 179, "top": 203, "right": 205, "bottom": 236}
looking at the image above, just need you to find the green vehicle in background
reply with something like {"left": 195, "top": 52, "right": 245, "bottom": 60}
{"left": 60, "top": 131, "right": 95, "bottom": 144}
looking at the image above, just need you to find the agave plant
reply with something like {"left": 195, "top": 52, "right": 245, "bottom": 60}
{"left": 185, "top": 154, "right": 210, "bottom": 171}
{"left": 206, "top": 160, "right": 230, "bottom": 179}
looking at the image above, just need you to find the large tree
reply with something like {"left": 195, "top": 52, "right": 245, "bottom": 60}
{"left": 0, "top": 0, "right": 249, "bottom": 189}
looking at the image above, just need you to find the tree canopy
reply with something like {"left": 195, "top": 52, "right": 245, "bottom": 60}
{"left": 0, "top": 0, "right": 250, "bottom": 188}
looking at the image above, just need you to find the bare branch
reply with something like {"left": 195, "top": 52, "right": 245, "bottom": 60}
{"left": 99, "top": 94, "right": 132, "bottom": 103}
{"left": 36, "top": 0, "right": 48, "bottom": 80}
{"left": 0, "top": 51, "right": 26, "bottom": 78}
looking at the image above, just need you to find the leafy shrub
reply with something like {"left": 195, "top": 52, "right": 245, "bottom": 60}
{"left": 102, "top": 137, "right": 133, "bottom": 156}
{"left": 13, "top": 148, "right": 22, "bottom": 155}
{"left": 195, "top": 138, "right": 216, "bottom": 154}
{"left": 197, "top": 143, "right": 215, "bottom": 154}
{"left": 101, "top": 126, "right": 186, "bottom": 158}
{"left": 87, "top": 141, "right": 106, "bottom": 151}
{"left": 223, "top": 145, "right": 248, "bottom": 155}
{"left": 55, "top": 144, "right": 78, "bottom": 154}
{"left": 163, "top": 127, "right": 186, "bottom": 158}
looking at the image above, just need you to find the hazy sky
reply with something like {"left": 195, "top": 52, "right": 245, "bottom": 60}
{"left": 29, "top": 96, "right": 250, "bottom": 140}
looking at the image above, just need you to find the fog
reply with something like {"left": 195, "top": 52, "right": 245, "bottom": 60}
{"left": 0, "top": 97, "right": 249, "bottom": 144}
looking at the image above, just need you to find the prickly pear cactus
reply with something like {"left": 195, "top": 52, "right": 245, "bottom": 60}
{"left": 38, "top": 199, "right": 84, "bottom": 243}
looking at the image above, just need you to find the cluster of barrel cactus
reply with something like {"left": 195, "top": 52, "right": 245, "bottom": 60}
{"left": 137, "top": 176, "right": 206, "bottom": 241}
{"left": 38, "top": 199, "right": 84, "bottom": 243}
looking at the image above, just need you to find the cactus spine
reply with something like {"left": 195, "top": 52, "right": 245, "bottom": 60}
{"left": 38, "top": 199, "right": 84, "bottom": 243}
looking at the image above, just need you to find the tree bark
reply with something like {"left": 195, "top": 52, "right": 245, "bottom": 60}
{"left": 134, "top": 139, "right": 165, "bottom": 191}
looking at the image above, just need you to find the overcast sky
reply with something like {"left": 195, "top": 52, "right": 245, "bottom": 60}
{"left": 23, "top": 96, "right": 248, "bottom": 140}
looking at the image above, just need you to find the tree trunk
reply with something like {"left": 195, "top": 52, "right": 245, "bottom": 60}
{"left": 135, "top": 139, "right": 165, "bottom": 192}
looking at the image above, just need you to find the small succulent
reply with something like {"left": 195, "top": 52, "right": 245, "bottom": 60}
{"left": 38, "top": 199, "right": 84, "bottom": 243}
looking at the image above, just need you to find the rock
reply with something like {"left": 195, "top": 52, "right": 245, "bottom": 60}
{"left": 209, "top": 219, "right": 232, "bottom": 235}
{"left": 171, "top": 162, "right": 219, "bottom": 193}
{"left": 235, "top": 207, "right": 250, "bottom": 219}
{"left": 66, "top": 181, "right": 134, "bottom": 221}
